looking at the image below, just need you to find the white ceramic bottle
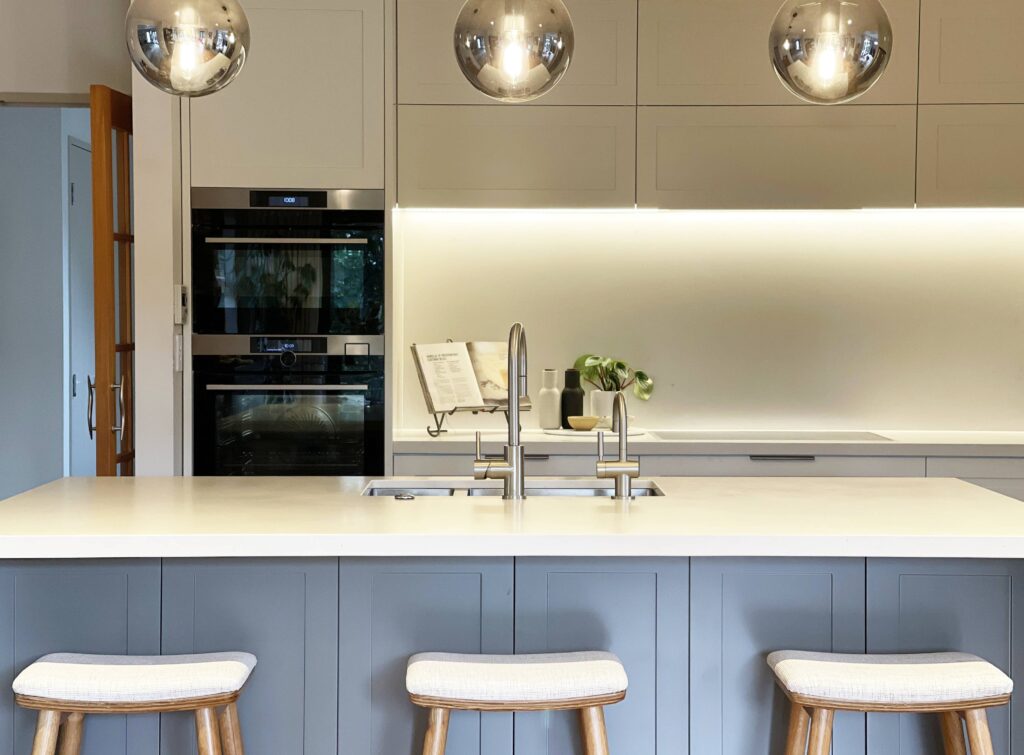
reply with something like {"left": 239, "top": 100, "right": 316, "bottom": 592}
{"left": 537, "top": 369, "right": 562, "bottom": 430}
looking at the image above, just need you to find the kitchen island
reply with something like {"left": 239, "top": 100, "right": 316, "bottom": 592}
{"left": 1, "top": 476, "right": 1022, "bottom": 755}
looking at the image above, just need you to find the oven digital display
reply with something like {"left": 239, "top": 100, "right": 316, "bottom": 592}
{"left": 249, "top": 190, "right": 327, "bottom": 208}
{"left": 250, "top": 337, "right": 327, "bottom": 354}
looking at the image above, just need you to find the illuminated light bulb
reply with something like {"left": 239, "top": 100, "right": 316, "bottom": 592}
{"left": 454, "top": 0, "right": 574, "bottom": 102}
{"left": 126, "top": 0, "right": 251, "bottom": 97}
{"left": 769, "top": 0, "right": 892, "bottom": 104}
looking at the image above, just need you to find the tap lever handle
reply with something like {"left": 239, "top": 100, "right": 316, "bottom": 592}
{"left": 597, "top": 431, "right": 605, "bottom": 462}
{"left": 475, "top": 431, "right": 482, "bottom": 459}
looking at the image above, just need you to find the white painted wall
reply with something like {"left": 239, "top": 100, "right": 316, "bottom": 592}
{"left": 0, "top": 108, "right": 66, "bottom": 498}
{"left": 395, "top": 208, "right": 1024, "bottom": 432}
{"left": 0, "top": 0, "right": 131, "bottom": 102}
{"left": 131, "top": 70, "right": 183, "bottom": 475}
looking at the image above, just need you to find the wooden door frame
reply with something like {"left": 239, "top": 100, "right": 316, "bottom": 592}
{"left": 90, "top": 85, "right": 134, "bottom": 476}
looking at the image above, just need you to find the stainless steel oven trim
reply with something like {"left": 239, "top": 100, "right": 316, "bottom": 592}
{"left": 206, "top": 384, "right": 369, "bottom": 391}
{"left": 191, "top": 188, "right": 385, "bottom": 211}
{"left": 203, "top": 237, "right": 369, "bottom": 245}
{"left": 192, "top": 334, "right": 385, "bottom": 356}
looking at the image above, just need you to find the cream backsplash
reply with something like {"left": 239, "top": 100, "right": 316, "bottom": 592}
{"left": 394, "top": 208, "right": 1024, "bottom": 432}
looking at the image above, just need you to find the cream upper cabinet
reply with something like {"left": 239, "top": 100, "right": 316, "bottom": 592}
{"left": 919, "top": 0, "right": 1024, "bottom": 103}
{"left": 917, "top": 105, "right": 1024, "bottom": 207}
{"left": 397, "top": 0, "right": 637, "bottom": 105}
{"left": 637, "top": 105, "right": 917, "bottom": 208}
{"left": 637, "top": 0, "right": 919, "bottom": 105}
{"left": 189, "top": 0, "right": 384, "bottom": 189}
{"left": 398, "top": 105, "right": 636, "bottom": 207}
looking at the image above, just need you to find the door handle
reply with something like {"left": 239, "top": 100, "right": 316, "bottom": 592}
{"left": 86, "top": 376, "right": 96, "bottom": 440}
{"left": 111, "top": 379, "right": 127, "bottom": 442}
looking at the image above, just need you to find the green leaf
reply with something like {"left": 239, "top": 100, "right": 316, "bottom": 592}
{"left": 632, "top": 371, "right": 654, "bottom": 401}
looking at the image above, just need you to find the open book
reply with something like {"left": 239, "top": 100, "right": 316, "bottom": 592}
{"left": 411, "top": 341, "right": 530, "bottom": 414}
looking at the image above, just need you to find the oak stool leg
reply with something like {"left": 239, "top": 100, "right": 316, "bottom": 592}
{"left": 195, "top": 707, "right": 224, "bottom": 755}
{"left": 58, "top": 712, "right": 84, "bottom": 755}
{"left": 784, "top": 701, "right": 811, "bottom": 755}
{"left": 218, "top": 703, "right": 245, "bottom": 755}
{"left": 31, "top": 710, "right": 62, "bottom": 755}
{"left": 964, "top": 709, "right": 995, "bottom": 755}
{"left": 422, "top": 708, "right": 450, "bottom": 755}
{"left": 806, "top": 708, "right": 834, "bottom": 755}
{"left": 939, "top": 711, "right": 967, "bottom": 755}
{"left": 579, "top": 705, "right": 610, "bottom": 755}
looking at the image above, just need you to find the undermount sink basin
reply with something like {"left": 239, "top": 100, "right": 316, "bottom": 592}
{"left": 651, "top": 430, "right": 891, "bottom": 442}
{"left": 363, "top": 480, "right": 664, "bottom": 498}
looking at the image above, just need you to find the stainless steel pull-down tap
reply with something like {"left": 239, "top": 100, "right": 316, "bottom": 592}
{"left": 474, "top": 322, "right": 528, "bottom": 500}
{"left": 596, "top": 392, "right": 640, "bottom": 500}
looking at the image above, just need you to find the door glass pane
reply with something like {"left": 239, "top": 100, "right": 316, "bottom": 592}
{"left": 211, "top": 389, "right": 367, "bottom": 475}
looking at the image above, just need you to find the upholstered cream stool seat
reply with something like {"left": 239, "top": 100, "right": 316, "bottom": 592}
{"left": 768, "top": 651, "right": 1013, "bottom": 755}
{"left": 14, "top": 652, "right": 257, "bottom": 755}
{"left": 407, "top": 651, "right": 627, "bottom": 755}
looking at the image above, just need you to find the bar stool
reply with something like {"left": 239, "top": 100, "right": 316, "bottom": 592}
{"left": 406, "top": 651, "right": 628, "bottom": 755}
{"left": 768, "top": 651, "right": 1013, "bottom": 755}
{"left": 13, "top": 652, "right": 257, "bottom": 755}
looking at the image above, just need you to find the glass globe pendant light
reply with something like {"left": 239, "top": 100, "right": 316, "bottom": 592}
{"left": 769, "top": 0, "right": 892, "bottom": 104}
{"left": 126, "top": 0, "right": 251, "bottom": 97}
{"left": 454, "top": 0, "right": 575, "bottom": 102}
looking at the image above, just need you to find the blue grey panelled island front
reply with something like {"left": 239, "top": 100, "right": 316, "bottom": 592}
{"left": 1, "top": 557, "right": 1021, "bottom": 755}
{"left": 2, "top": 477, "right": 1024, "bottom": 754}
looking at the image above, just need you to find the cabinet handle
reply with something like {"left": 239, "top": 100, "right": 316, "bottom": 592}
{"left": 481, "top": 454, "right": 551, "bottom": 461}
{"left": 749, "top": 455, "right": 816, "bottom": 462}
{"left": 112, "top": 380, "right": 128, "bottom": 441}
{"left": 86, "top": 376, "right": 96, "bottom": 440}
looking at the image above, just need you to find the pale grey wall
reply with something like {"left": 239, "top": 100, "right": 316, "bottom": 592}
{"left": 0, "top": 108, "right": 65, "bottom": 498}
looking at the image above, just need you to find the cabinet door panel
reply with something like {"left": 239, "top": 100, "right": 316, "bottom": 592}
{"left": 190, "top": 0, "right": 384, "bottom": 188}
{"left": 398, "top": 105, "right": 636, "bottom": 207}
{"left": 638, "top": 106, "right": 917, "bottom": 209}
{"left": 514, "top": 558, "right": 688, "bottom": 755}
{"left": 160, "top": 558, "right": 339, "bottom": 755}
{"left": 0, "top": 560, "right": 160, "bottom": 755}
{"left": 338, "top": 558, "right": 514, "bottom": 755}
{"left": 690, "top": 558, "right": 866, "bottom": 755}
{"left": 919, "top": 0, "right": 1024, "bottom": 103}
{"left": 637, "top": 0, "right": 919, "bottom": 105}
{"left": 867, "top": 559, "right": 1024, "bottom": 755}
{"left": 917, "top": 105, "right": 1024, "bottom": 207}
{"left": 398, "top": 0, "right": 637, "bottom": 105}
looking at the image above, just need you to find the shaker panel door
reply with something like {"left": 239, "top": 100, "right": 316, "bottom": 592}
{"left": 338, "top": 558, "right": 515, "bottom": 755}
{"left": 690, "top": 557, "right": 867, "bottom": 755}
{"left": 513, "top": 558, "right": 689, "bottom": 755}
{"left": 398, "top": 0, "right": 637, "bottom": 105}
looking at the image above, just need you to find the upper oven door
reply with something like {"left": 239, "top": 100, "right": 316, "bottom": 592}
{"left": 191, "top": 208, "right": 384, "bottom": 335}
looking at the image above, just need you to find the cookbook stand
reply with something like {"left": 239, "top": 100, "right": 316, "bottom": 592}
{"left": 412, "top": 339, "right": 530, "bottom": 437}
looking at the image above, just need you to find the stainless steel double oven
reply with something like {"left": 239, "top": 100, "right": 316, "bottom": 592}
{"left": 191, "top": 189, "right": 384, "bottom": 476}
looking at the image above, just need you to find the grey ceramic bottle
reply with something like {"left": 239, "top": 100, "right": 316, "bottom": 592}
{"left": 560, "top": 368, "right": 585, "bottom": 429}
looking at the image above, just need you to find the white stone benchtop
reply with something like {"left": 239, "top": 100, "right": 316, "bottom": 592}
{"left": 2, "top": 476, "right": 1024, "bottom": 559}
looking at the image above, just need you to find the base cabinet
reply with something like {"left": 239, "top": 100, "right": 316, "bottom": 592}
{"left": 513, "top": 558, "right": 688, "bottom": 755}
{"left": 160, "top": 559, "right": 340, "bottom": 755}
{"left": 0, "top": 561, "right": 161, "bottom": 755}
{"left": 689, "top": 558, "right": 867, "bottom": 755}
{"left": 337, "top": 559, "right": 514, "bottom": 755}
{"left": 866, "top": 559, "right": 1024, "bottom": 754}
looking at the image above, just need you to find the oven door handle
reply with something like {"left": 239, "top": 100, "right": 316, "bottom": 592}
{"left": 203, "top": 237, "right": 369, "bottom": 245}
{"left": 206, "top": 384, "right": 369, "bottom": 391}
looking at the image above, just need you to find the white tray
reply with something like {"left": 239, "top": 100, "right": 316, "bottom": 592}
{"left": 543, "top": 428, "right": 647, "bottom": 437}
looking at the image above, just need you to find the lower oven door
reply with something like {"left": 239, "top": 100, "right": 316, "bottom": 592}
{"left": 193, "top": 377, "right": 384, "bottom": 476}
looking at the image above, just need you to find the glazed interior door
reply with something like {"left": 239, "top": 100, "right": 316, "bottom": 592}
{"left": 90, "top": 85, "right": 134, "bottom": 476}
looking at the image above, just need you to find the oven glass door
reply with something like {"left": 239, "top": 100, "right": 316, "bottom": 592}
{"left": 192, "top": 225, "right": 384, "bottom": 335}
{"left": 195, "top": 381, "right": 383, "bottom": 476}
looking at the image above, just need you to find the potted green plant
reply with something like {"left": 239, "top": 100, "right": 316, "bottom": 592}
{"left": 573, "top": 354, "right": 654, "bottom": 426}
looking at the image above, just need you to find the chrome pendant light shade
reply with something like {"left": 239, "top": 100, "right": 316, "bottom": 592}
{"left": 769, "top": 0, "right": 892, "bottom": 104}
{"left": 126, "top": 0, "right": 251, "bottom": 97}
{"left": 454, "top": 0, "right": 574, "bottom": 102}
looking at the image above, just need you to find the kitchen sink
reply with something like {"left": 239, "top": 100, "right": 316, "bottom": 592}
{"left": 650, "top": 430, "right": 891, "bottom": 442}
{"left": 363, "top": 480, "right": 664, "bottom": 498}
